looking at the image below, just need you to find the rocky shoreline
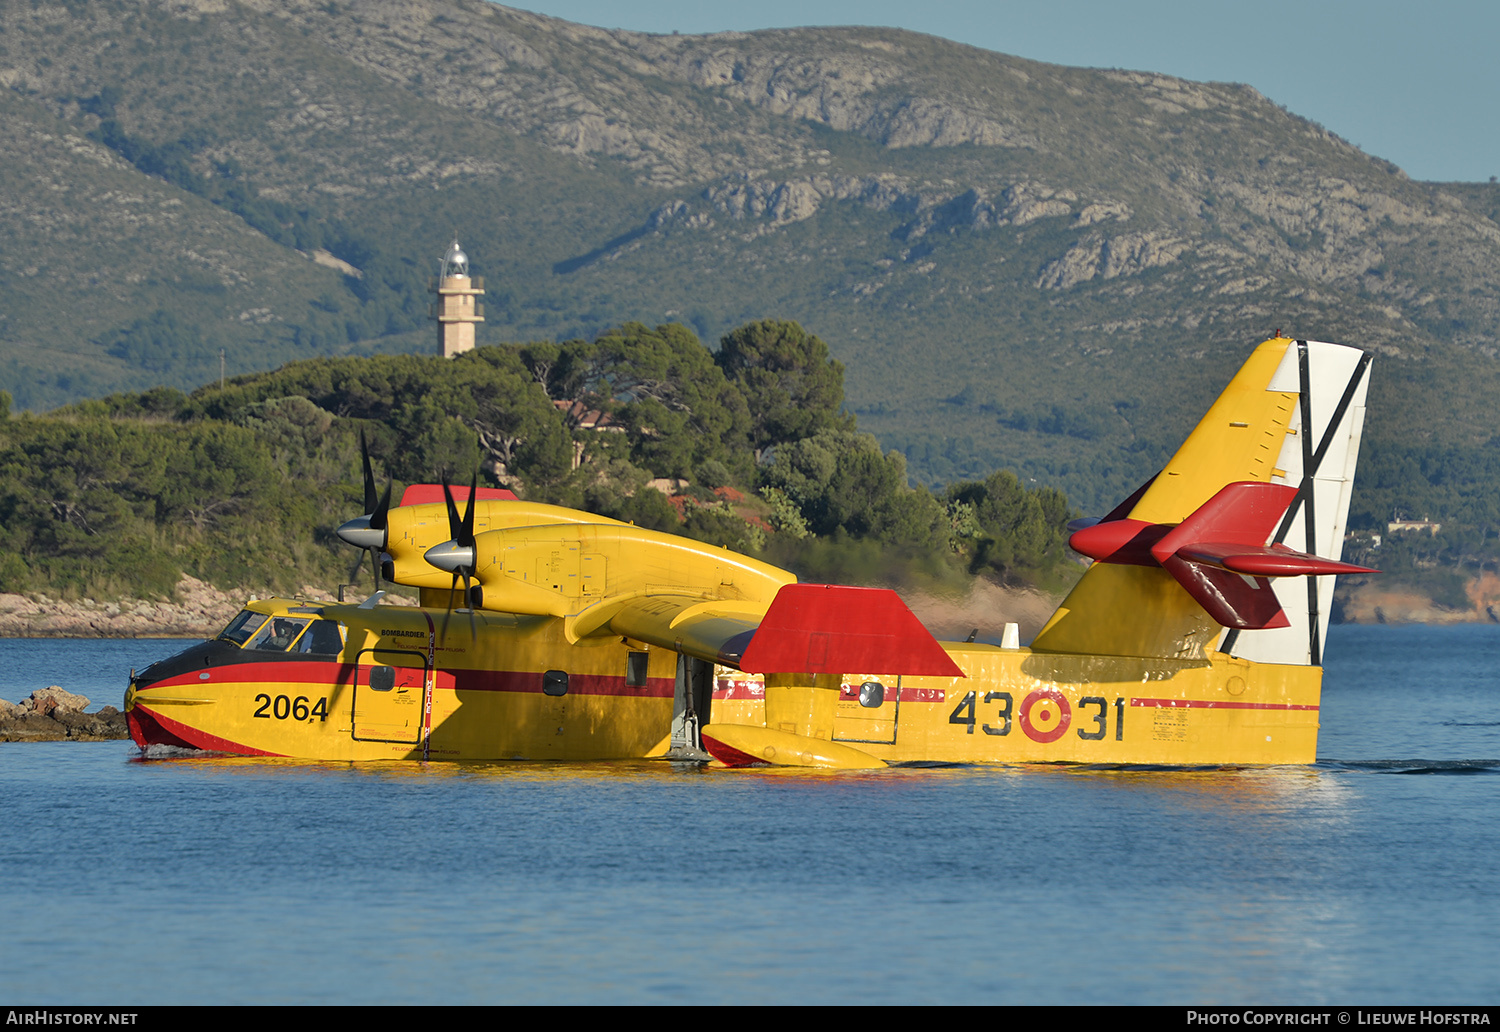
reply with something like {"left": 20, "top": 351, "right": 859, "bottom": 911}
{"left": 0, "top": 687, "right": 129, "bottom": 742}
{"left": 0, "top": 576, "right": 1494, "bottom": 642}
{"left": 0, "top": 576, "right": 348, "bottom": 638}
{"left": 1336, "top": 578, "right": 1500, "bottom": 625}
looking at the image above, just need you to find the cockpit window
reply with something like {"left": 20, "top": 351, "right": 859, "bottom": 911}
{"left": 293, "top": 621, "right": 346, "bottom": 655}
{"left": 218, "top": 610, "right": 269, "bottom": 647}
{"left": 246, "top": 617, "right": 311, "bottom": 653}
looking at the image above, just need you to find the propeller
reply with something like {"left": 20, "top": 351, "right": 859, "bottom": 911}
{"left": 424, "top": 471, "right": 480, "bottom": 641}
{"left": 336, "top": 430, "right": 394, "bottom": 592}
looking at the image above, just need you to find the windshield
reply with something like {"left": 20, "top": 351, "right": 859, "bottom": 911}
{"left": 293, "top": 621, "right": 346, "bottom": 656}
{"left": 246, "top": 617, "right": 311, "bottom": 653}
{"left": 217, "top": 610, "right": 269, "bottom": 646}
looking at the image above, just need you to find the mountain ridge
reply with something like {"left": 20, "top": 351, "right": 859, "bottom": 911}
{"left": 2, "top": 0, "right": 1499, "bottom": 517}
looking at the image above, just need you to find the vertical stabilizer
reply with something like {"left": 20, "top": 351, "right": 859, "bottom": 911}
{"left": 1031, "top": 337, "right": 1370, "bottom": 664}
{"left": 1221, "top": 340, "right": 1370, "bottom": 665}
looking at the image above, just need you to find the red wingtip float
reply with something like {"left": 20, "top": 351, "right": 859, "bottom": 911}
{"left": 1069, "top": 481, "right": 1376, "bottom": 630}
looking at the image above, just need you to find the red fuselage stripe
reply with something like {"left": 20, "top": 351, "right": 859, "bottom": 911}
{"left": 443, "top": 670, "right": 675, "bottom": 698}
{"left": 1130, "top": 698, "right": 1319, "bottom": 711}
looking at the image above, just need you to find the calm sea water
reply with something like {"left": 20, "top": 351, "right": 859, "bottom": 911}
{"left": 1, "top": 626, "right": 1496, "bottom": 1005}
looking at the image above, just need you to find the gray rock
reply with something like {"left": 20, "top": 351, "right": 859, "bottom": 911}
{"left": 24, "top": 687, "right": 90, "bottom": 716}
{"left": 2, "top": 711, "right": 67, "bottom": 742}
{"left": 1037, "top": 231, "right": 1187, "bottom": 289}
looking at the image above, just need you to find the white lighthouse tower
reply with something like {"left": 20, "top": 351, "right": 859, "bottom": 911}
{"left": 430, "top": 238, "right": 484, "bottom": 358}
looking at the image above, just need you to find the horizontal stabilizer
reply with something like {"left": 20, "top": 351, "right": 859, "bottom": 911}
{"left": 1161, "top": 555, "right": 1290, "bottom": 630}
{"left": 738, "top": 584, "right": 964, "bottom": 677}
{"left": 1151, "top": 482, "right": 1374, "bottom": 629}
{"left": 1174, "top": 543, "right": 1377, "bottom": 578}
{"left": 1067, "top": 478, "right": 1377, "bottom": 632}
{"left": 1149, "top": 481, "right": 1297, "bottom": 564}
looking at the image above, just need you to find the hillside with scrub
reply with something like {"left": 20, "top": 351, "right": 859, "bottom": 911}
{"left": 0, "top": 320, "right": 1081, "bottom": 616}
{"left": 1, "top": 2, "right": 1499, "bottom": 523}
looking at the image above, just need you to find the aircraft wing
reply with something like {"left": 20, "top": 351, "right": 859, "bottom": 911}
{"left": 459, "top": 522, "right": 962, "bottom": 676}
{"left": 599, "top": 583, "right": 964, "bottom": 676}
{"left": 585, "top": 593, "right": 765, "bottom": 666}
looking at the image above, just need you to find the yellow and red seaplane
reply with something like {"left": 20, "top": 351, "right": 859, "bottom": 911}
{"left": 125, "top": 336, "right": 1373, "bottom": 767}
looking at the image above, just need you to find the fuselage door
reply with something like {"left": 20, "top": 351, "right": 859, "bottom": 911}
{"left": 833, "top": 675, "right": 900, "bottom": 746}
{"left": 351, "top": 647, "right": 429, "bottom": 744}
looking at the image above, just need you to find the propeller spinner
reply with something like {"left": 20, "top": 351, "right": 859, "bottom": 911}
{"left": 424, "top": 473, "right": 481, "bottom": 639}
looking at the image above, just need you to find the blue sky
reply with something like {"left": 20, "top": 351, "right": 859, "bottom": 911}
{"left": 501, "top": 0, "right": 1498, "bottom": 184}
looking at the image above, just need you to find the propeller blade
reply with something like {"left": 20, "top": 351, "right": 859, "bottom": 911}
{"left": 440, "top": 570, "right": 459, "bottom": 642}
{"left": 435, "top": 472, "right": 484, "bottom": 641}
{"left": 346, "top": 548, "right": 367, "bottom": 585}
{"left": 441, "top": 478, "right": 462, "bottom": 541}
{"left": 462, "top": 570, "right": 477, "bottom": 640}
{"left": 370, "top": 480, "right": 393, "bottom": 532}
{"left": 359, "top": 430, "right": 378, "bottom": 514}
{"left": 460, "top": 470, "right": 477, "bottom": 547}
{"left": 338, "top": 436, "right": 392, "bottom": 552}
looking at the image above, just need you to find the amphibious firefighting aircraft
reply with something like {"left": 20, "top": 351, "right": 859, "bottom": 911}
{"left": 125, "top": 336, "right": 1373, "bottom": 767}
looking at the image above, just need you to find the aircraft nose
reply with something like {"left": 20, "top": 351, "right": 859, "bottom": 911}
{"left": 424, "top": 540, "right": 475, "bottom": 573}
{"left": 337, "top": 515, "right": 387, "bottom": 550}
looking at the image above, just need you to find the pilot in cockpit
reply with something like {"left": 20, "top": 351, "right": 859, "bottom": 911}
{"left": 265, "top": 618, "right": 302, "bottom": 651}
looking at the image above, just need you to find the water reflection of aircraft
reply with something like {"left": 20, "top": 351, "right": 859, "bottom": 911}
{"left": 126, "top": 336, "right": 1373, "bottom": 768}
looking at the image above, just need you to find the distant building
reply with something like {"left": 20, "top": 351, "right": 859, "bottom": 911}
{"left": 429, "top": 239, "right": 484, "bottom": 358}
{"left": 553, "top": 399, "right": 624, "bottom": 469}
{"left": 1387, "top": 518, "right": 1441, "bottom": 536}
{"left": 552, "top": 398, "right": 623, "bottom": 433}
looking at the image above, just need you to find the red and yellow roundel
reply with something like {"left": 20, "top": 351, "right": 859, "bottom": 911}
{"left": 1019, "top": 689, "right": 1071, "bottom": 743}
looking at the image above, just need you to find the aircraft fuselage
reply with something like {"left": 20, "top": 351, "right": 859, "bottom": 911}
{"left": 127, "top": 596, "right": 1320, "bottom": 765}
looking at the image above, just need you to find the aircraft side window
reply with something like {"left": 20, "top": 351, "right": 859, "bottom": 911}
{"left": 859, "top": 681, "right": 886, "bottom": 708}
{"left": 369, "top": 666, "right": 396, "bottom": 692}
{"left": 295, "top": 621, "right": 346, "bottom": 655}
{"left": 218, "top": 610, "right": 269, "bottom": 647}
{"left": 247, "top": 617, "right": 311, "bottom": 653}
{"left": 625, "top": 652, "right": 648, "bottom": 688}
{"left": 543, "top": 670, "right": 569, "bottom": 697}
